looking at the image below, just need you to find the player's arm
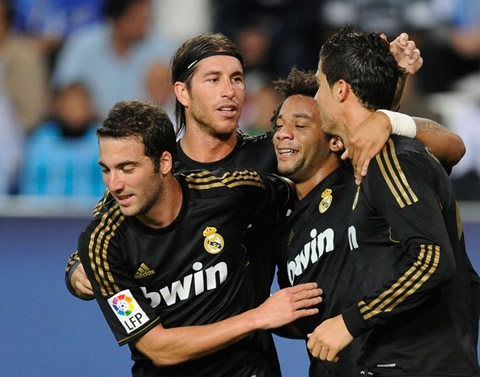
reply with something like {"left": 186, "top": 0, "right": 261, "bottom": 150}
{"left": 343, "top": 32, "right": 465, "bottom": 183}
{"left": 343, "top": 143, "right": 455, "bottom": 335}
{"left": 307, "top": 145, "right": 456, "bottom": 362}
{"left": 342, "top": 111, "right": 465, "bottom": 185}
{"left": 389, "top": 32, "right": 423, "bottom": 111}
{"left": 65, "top": 252, "right": 94, "bottom": 300}
{"left": 64, "top": 190, "right": 113, "bottom": 299}
{"left": 135, "top": 283, "right": 322, "bottom": 366}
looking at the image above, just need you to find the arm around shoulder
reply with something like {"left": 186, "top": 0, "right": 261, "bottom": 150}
{"left": 135, "top": 283, "right": 322, "bottom": 366}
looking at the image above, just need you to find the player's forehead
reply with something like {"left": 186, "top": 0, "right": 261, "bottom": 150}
{"left": 99, "top": 136, "right": 145, "bottom": 162}
{"left": 193, "top": 55, "right": 244, "bottom": 77}
{"left": 278, "top": 95, "right": 319, "bottom": 121}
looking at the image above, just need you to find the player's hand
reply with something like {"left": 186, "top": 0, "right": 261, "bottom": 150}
{"left": 254, "top": 283, "right": 322, "bottom": 330}
{"left": 341, "top": 111, "right": 391, "bottom": 185}
{"left": 307, "top": 314, "right": 353, "bottom": 362}
{"left": 71, "top": 263, "right": 94, "bottom": 299}
{"left": 389, "top": 32, "right": 423, "bottom": 75}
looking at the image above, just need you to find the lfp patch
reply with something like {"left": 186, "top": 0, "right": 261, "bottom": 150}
{"left": 108, "top": 289, "right": 149, "bottom": 334}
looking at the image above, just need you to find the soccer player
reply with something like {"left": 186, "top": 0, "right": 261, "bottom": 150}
{"left": 78, "top": 100, "right": 323, "bottom": 377}
{"left": 272, "top": 68, "right": 360, "bottom": 377}
{"left": 67, "top": 32, "right": 464, "bottom": 300}
{"left": 308, "top": 26, "right": 480, "bottom": 376}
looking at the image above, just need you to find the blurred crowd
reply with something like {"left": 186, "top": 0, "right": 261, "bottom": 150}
{"left": 1, "top": 0, "right": 479, "bottom": 201}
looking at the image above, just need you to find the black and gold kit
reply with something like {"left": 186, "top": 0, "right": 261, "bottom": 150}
{"left": 276, "top": 163, "right": 361, "bottom": 377}
{"left": 342, "top": 136, "right": 480, "bottom": 376}
{"left": 174, "top": 131, "right": 276, "bottom": 173}
{"left": 78, "top": 169, "right": 292, "bottom": 377}
{"left": 66, "top": 131, "right": 276, "bottom": 294}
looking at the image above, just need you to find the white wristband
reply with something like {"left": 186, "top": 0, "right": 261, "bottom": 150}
{"left": 377, "top": 109, "right": 417, "bottom": 138}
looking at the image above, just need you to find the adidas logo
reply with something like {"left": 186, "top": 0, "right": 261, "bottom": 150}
{"left": 134, "top": 263, "right": 155, "bottom": 279}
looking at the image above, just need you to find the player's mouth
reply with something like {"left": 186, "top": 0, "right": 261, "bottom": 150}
{"left": 217, "top": 104, "right": 237, "bottom": 118}
{"left": 277, "top": 147, "right": 298, "bottom": 160}
{"left": 115, "top": 194, "right": 134, "bottom": 206}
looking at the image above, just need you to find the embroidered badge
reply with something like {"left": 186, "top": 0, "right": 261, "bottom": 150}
{"left": 318, "top": 188, "right": 333, "bottom": 214}
{"left": 203, "top": 226, "right": 225, "bottom": 254}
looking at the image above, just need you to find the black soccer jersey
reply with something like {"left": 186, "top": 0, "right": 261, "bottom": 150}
{"left": 78, "top": 169, "right": 293, "bottom": 377}
{"left": 174, "top": 131, "right": 279, "bottom": 305}
{"left": 342, "top": 136, "right": 480, "bottom": 376}
{"left": 276, "top": 163, "right": 361, "bottom": 377}
{"left": 174, "top": 131, "right": 277, "bottom": 173}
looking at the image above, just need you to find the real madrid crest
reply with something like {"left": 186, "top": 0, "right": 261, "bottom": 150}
{"left": 318, "top": 188, "right": 333, "bottom": 214}
{"left": 203, "top": 226, "right": 225, "bottom": 254}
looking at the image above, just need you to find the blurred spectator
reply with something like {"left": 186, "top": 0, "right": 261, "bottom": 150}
{"left": 11, "top": 0, "right": 106, "bottom": 72}
{"left": 0, "top": 0, "right": 49, "bottom": 135}
{"left": 0, "top": 91, "right": 23, "bottom": 195}
{"left": 52, "top": 0, "right": 174, "bottom": 118}
{"left": 322, "top": 0, "right": 438, "bottom": 40}
{"left": 241, "top": 80, "right": 279, "bottom": 136}
{"left": 144, "top": 60, "right": 174, "bottom": 119}
{"left": 211, "top": 0, "right": 326, "bottom": 78}
{"left": 425, "top": 0, "right": 480, "bottom": 200}
{"left": 152, "top": 0, "right": 211, "bottom": 45}
{"left": 18, "top": 82, "right": 104, "bottom": 197}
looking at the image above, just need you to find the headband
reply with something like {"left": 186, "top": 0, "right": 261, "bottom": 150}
{"left": 176, "top": 51, "right": 244, "bottom": 83}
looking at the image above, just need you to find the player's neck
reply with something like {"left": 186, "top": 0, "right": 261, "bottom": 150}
{"left": 180, "top": 126, "right": 237, "bottom": 163}
{"left": 295, "top": 156, "right": 341, "bottom": 200}
{"left": 342, "top": 106, "right": 373, "bottom": 146}
{"left": 137, "top": 176, "right": 183, "bottom": 229}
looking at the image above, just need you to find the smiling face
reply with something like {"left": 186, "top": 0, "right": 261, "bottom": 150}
{"left": 179, "top": 55, "right": 245, "bottom": 139}
{"left": 99, "top": 136, "right": 164, "bottom": 218}
{"left": 273, "top": 94, "right": 331, "bottom": 184}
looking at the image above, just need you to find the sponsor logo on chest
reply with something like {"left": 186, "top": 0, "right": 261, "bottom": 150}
{"left": 141, "top": 261, "right": 228, "bottom": 308}
{"left": 286, "top": 228, "right": 335, "bottom": 285}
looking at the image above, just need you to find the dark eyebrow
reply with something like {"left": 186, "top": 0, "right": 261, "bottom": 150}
{"left": 98, "top": 161, "right": 138, "bottom": 169}
{"left": 277, "top": 112, "right": 312, "bottom": 121}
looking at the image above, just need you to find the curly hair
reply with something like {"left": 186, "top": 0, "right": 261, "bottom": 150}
{"left": 270, "top": 67, "right": 318, "bottom": 128}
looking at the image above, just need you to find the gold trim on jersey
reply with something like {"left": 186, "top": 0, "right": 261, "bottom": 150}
{"left": 88, "top": 204, "right": 125, "bottom": 296}
{"left": 66, "top": 250, "right": 80, "bottom": 272}
{"left": 375, "top": 139, "right": 418, "bottom": 208}
{"left": 184, "top": 170, "right": 265, "bottom": 190}
{"left": 92, "top": 189, "right": 111, "bottom": 216}
{"left": 358, "top": 244, "right": 440, "bottom": 320}
{"left": 455, "top": 201, "right": 463, "bottom": 240}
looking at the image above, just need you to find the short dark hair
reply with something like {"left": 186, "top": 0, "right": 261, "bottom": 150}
{"left": 97, "top": 100, "right": 176, "bottom": 172}
{"left": 170, "top": 33, "right": 244, "bottom": 135}
{"left": 104, "top": 0, "right": 146, "bottom": 20}
{"left": 319, "top": 26, "right": 404, "bottom": 111}
{"left": 271, "top": 68, "right": 318, "bottom": 127}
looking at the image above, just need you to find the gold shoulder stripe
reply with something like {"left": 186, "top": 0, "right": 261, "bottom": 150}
{"left": 88, "top": 203, "right": 125, "bottom": 296}
{"left": 455, "top": 201, "right": 463, "bottom": 241}
{"left": 358, "top": 244, "right": 440, "bottom": 320}
{"left": 375, "top": 139, "right": 418, "bottom": 208}
{"left": 185, "top": 170, "right": 265, "bottom": 190}
{"left": 92, "top": 189, "right": 112, "bottom": 216}
{"left": 66, "top": 250, "right": 80, "bottom": 272}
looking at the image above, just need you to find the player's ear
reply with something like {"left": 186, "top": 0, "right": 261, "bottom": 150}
{"left": 160, "top": 151, "right": 173, "bottom": 175}
{"left": 174, "top": 81, "right": 190, "bottom": 107}
{"left": 329, "top": 135, "right": 345, "bottom": 152}
{"left": 334, "top": 79, "right": 349, "bottom": 103}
